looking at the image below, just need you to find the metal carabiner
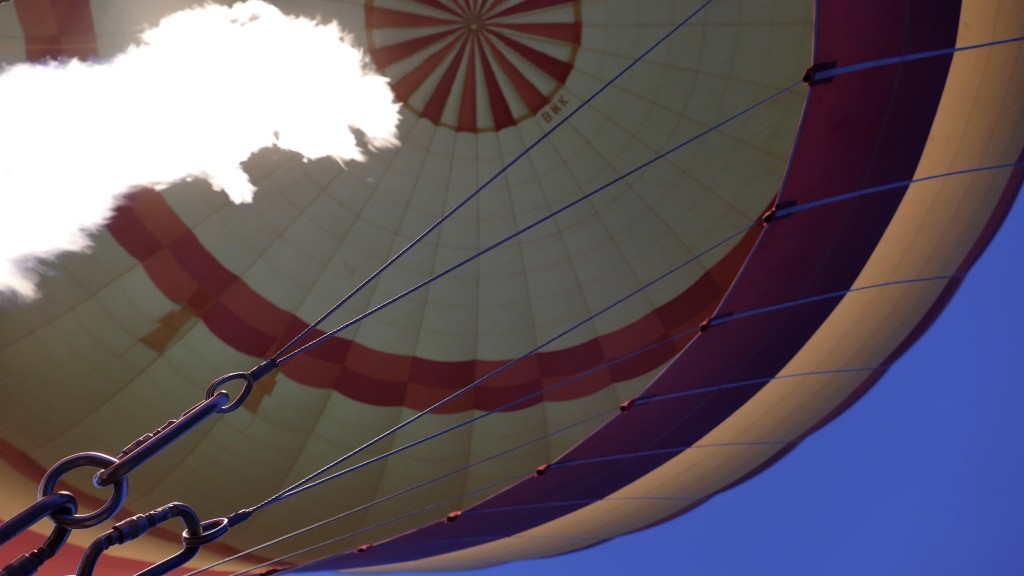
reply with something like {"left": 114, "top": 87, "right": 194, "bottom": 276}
{"left": 0, "top": 492, "right": 77, "bottom": 576}
{"left": 77, "top": 502, "right": 205, "bottom": 576}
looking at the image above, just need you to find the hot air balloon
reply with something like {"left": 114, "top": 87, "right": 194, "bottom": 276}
{"left": 1, "top": 0, "right": 1022, "bottom": 574}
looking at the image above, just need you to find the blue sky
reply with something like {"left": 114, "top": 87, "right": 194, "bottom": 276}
{"left": 309, "top": 192, "right": 1023, "bottom": 576}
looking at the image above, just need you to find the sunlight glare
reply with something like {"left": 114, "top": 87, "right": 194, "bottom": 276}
{"left": 0, "top": 0, "right": 400, "bottom": 299}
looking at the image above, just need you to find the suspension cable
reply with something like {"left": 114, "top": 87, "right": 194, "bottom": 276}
{"left": 272, "top": 79, "right": 803, "bottom": 366}
{"left": 256, "top": 273, "right": 963, "bottom": 516}
{"left": 207, "top": 261, "right": 962, "bottom": 574}
{"left": 194, "top": 360, "right": 900, "bottom": 574}
{"left": 224, "top": 152, "right": 1019, "bottom": 546}
{"left": 266, "top": 0, "right": 720, "bottom": 364}
{"left": 248, "top": 225, "right": 763, "bottom": 515}
{"left": 160, "top": 30, "right": 1024, "bottom": 573}
{"left": 222, "top": 27, "right": 1024, "bottom": 559}
{"left": 3, "top": 8, "right": 1018, "bottom": 575}
{"left": 194, "top": 407, "right": 619, "bottom": 575}
{"left": 270, "top": 34, "right": 1024, "bottom": 370}
{"left": 807, "top": 35, "right": 1024, "bottom": 83}
{"left": 236, "top": 79, "right": 801, "bottom": 518}
{"left": 202, "top": 148, "right": 1019, "bottom": 570}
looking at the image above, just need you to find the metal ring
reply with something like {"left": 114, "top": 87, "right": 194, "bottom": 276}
{"left": 38, "top": 453, "right": 128, "bottom": 529}
{"left": 181, "top": 517, "right": 230, "bottom": 548}
{"left": 205, "top": 372, "right": 254, "bottom": 413}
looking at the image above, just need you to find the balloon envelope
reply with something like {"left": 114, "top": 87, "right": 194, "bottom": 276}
{"left": 1, "top": 0, "right": 1022, "bottom": 573}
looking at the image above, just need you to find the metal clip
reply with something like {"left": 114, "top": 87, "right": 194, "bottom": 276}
{"left": 94, "top": 371, "right": 254, "bottom": 489}
{"left": 95, "top": 390, "right": 231, "bottom": 488}
{"left": 77, "top": 502, "right": 204, "bottom": 576}
{"left": 0, "top": 492, "right": 76, "bottom": 576}
{"left": 205, "top": 371, "right": 256, "bottom": 413}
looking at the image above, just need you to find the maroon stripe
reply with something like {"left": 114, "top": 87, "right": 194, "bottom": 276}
{"left": 489, "top": 29, "right": 575, "bottom": 83}
{"left": 491, "top": 22, "right": 582, "bottom": 45}
{"left": 14, "top": 0, "right": 97, "bottom": 61}
{"left": 365, "top": 5, "right": 457, "bottom": 28}
{"left": 814, "top": 0, "right": 962, "bottom": 66}
{"left": 370, "top": 28, "right": 461, "bottom": 69}
{"left": 107, "top": 190, "right": 757, "bottom": 413}
{"left": 407, "top": 0, "right": 464, "bottom": 19}
{"left": 489, "top": 0, "right": 576, "bottom": 20}
{"left": 306, "top": 1, "right": 965, "bottom": 569}
{"left": 421, "top": 35, "right": 471, "bottom": 121}
{"left": 390, "top": 33, "right": 464, "bottom": 107}
{"left": 480, "top": 34, "right": 548, "bottom": 112}
{"left": 458, "top": 39, "right": 480, "bottom": 130}
{"left": 477, "top": 34, "right": 516, "bottom": 129}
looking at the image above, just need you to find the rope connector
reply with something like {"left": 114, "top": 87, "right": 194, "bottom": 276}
{"left": 248, "top": 358, "right": 280, "bottom": 382}
{"left": 803, "top": 61, "right": 837, "bottom": 86}
{"left": 535, "top": 464, "right": 551, "bottom": 477}
{"left": 356, "top": 544, "right": 373, "bottom": 554}
{"left": 699, "top": 318, "right": 712, "bottom": 333}
{"left": 619, "top": 398, "right": 636, "bottom": 412}
{"left": 445, "top": 511, "right": 463, "bottom": 523}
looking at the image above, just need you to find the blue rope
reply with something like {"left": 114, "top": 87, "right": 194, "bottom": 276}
{"left": 776, "top": 161, "right": 1024, "bottom": 218}
{"left": 814, "top": 36, "right": 1024, "bottom": 82}
{"left": 258, "top": 224, "right": 753, "bottom": 506}
{"left": 634, "top": 366, "right": 886, "bottom": 406}
{"left": 268, "top": 0, "right": 720, "bottom": 364}
{"left": 254, "top": 222, "right": 758, "bottom": 511}
{"left": 201, "top": 253, "right": 985, "bottom": 570}
{"left": 231, "top": 149, "right": 1018, "bottom": 562}
{"left": 705, "top": 274, "right": 963, "bottom": 329}
{"left": 273, "top": 78, "right": 802, "bottom": 365}
{"left": 204, "top": 356, "right": 894, "bottom": 574}
{"left": 218, "top": 408, "right": 619, "bottom": 576}
{"left": 463, "top": 495, "right": 701, "bottom": 516}
{"left": 245, "top": 152, "right": 1014, "bottom": 515}
{"left": 197, "top": 26, "right": 1024, "bottom": 575}
{"left": 228, "top": 476, "right": 525, "bottom": 575}
{"left": 552, "top": 441, "right": 792, "bottom": 469}
{"left": 259, "top": 273, "right": 958, "bottom": 511}
{"left": 244, "top": 79, "right": 804, "bottom": 513}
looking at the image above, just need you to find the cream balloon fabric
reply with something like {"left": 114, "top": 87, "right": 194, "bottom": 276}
{"left": 1, "top": 0, "right": 1021, "bottom": 573}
